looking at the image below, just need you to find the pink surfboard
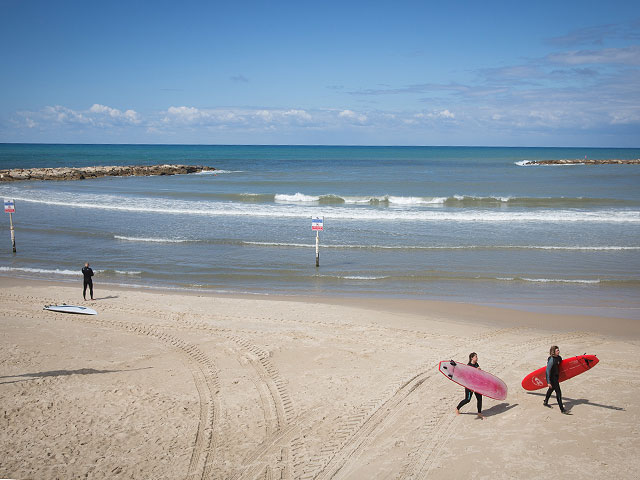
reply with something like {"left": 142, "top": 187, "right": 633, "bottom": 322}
{"left": 521, "top": 354, "right": 599, "bottom": 391}
{"left": 438, "top": 360, "right": 508, "bottom": 400}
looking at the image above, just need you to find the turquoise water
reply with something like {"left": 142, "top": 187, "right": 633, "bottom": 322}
{"left": 1, "top": 144, "right": 639, "bottom": 318}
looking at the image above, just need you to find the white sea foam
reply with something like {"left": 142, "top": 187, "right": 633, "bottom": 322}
{"left": 194, "top": 169, "right": 243, "bottom": 175}
{"left": 244, "top": 241, "right": 313, "bottom": 248}
{"left": 515, "top": 160, "right": 585, "bottom": 167}
{"left": 0, "top": 266, "right": 79, "bottom": 276}
{"left": 114, "top": 235, "right": 190, "bottom": 243}
{"left": 93, "top": 269, "right": 143, "bottom": 276}
{"left": 4, "top": 189, "right": 639, "bottom": 223}
{"left": 341, "top": 196, "right": 377, "bottom": 204}
{"left": 275, "top": 193, "right": 320, "bottom": 202}
{"left": 275, "top": 194, "right": 448, "bottom": 205}
{"left": 497, "top": 276, "right": 601, "bottom": 284}
{"left": 522, "top": 278, "right": 600, "bottom": 284}
{"left": 0, "top": 266, "right": 143, "bottom": 277}
{"left": 519, "top": 245, "right": 640, "bottom": 251}
{"left": 243, "top": 242, "right": 640, "bottom": 251}
{"left": 452, "top": 195, "right": 512, "bottom": 202}
{"left": 388, "top": 196, "right": 447, "bottom": 205}
{"left": 342, "top": 275, "right": 389, "bottom": 280}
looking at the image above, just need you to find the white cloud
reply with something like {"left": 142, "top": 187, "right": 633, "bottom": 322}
{"left": 43, "top": 105, "right": 90, "bottom": 124}
{"left": 414, "top": 109, "right": 455, "bottom": 120}
{"left": 254, "top": 110, "right": 273, "bottom": 122}
{"left": 548, "top": 45, "right": 640, "bottom": 66}
{"left": 7, "top": 96, "right": 638, "bottom": 146}
{"left": 284, "top": 109, "right": 312, "bottom": 121}
{"left": 162, "top": 106, "right": 313, "bottom": 128}
{"left": 11, "top": 104, "right": 142, "bottom": 134}
{"left": 608, "top": 110, "right": 640, "bottom": 125}
{"left": 338, "top": 109, "right": 368, "bottom": 124}
{"left": 90, "top": 104, "right": 116, "bottom": 115}
{"left": 90, "top": 104, "right": 141, "bottom": 124}
{"left": 166, "top": 106, "right": 209, "bottom": 123}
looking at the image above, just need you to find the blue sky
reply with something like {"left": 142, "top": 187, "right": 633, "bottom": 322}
{"left": 1, "top": 0, "right": 639, "bottom": 146}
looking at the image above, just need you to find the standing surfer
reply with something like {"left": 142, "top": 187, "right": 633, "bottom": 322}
{"left": 455, "top": 352, "right": 484, "bottom": 419}
{"left": 82, "top": 262, "right": 94, "bottom": 300}
{"left": 544, "top": 345, "right": 567, "bottom": 413}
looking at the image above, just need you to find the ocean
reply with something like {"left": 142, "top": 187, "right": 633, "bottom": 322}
{"left": 1, "top": 144, "right": 639, "bottom": 318}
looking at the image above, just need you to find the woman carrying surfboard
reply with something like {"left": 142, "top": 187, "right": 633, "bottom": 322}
{"left": 455, "top": 352, "right": 484, "bottom": 419}
{"left": 544, "top": 345, "right": 567, "bottom": 414}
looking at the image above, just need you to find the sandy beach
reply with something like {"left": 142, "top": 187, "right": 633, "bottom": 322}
{"left": 1, "top": 277, "right": 639, "bottom": 479}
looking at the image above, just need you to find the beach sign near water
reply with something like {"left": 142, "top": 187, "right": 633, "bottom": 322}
{"left": 312, "top": 217, "right": 324, "bottom": 231}
{"left": 4, "top": 199, "right": 16, "bottom": 252}
{"left": 312, "top": 217, "right": 323, "bottom": 266}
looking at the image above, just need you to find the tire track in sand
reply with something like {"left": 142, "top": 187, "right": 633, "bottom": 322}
{"left": 145, "top": 314, "right": 302, "bottom": 480}
{"left": 32, "top": 309, "right": 223, "bottom": 480}
{"left": 61, "top": 301, "right": 302, "bottom": 480}
{"left": 308, "top": 327, "right": 527, "bottom": 480}
{"left": 400, "top": 329, "right": 591, "bottom": 479}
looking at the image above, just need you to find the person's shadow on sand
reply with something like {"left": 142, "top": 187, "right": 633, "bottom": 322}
{"left": 481, "top": 402, "right": 518, "bottom": 417}
{"left": 89, "top": 295, "right": 119, "bottom": 301}
{"left": 458, "top": 403, "right": 518, "bottom": 418}
{"left": 526, "top": 392, "right": 624, "bottom": 411}
{"left": 0, "top": 367, "right": 151, "bottom": 385}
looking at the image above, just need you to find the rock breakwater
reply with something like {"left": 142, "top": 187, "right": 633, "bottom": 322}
{"left": 525, "top": 159, "right": 640, "bottom": 166}
{"left": 0, "top": 164, "right": 215, "bottom": 182}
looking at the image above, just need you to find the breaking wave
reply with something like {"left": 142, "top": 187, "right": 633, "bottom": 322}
{"left": 3, "top": 188, "right": 639, "bottom": 223}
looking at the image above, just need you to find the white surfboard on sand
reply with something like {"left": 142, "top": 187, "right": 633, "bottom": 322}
{"left": 44, "top": 304, "right": 97, "bottom": 315}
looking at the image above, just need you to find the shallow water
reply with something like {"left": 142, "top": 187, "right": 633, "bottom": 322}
{"left": 1, "top": 144, "right": 639, "bottom": 318}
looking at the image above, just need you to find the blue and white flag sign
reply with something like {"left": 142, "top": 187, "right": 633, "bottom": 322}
{"left": 311, "top": 217, "right": 324, "bottom": 231}
{"left": 4, "top": 199, "right": 15, "bottom": 213}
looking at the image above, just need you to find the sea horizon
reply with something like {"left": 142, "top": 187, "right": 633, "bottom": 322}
{"left": 3, "top": 142, "right": 640, "bottom": 149}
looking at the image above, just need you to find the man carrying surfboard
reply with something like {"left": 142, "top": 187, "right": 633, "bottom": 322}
{"left": 82, "top": 262, "right": 94, "bottom": 300}
{"left": 544, "top": 345, "right": 567, "bottom": 414}
{"left": 455, "top": 352, "right": 484, "bottom": 419}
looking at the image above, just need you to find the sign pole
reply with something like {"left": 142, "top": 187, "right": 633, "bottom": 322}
{"left": 311, "top": 216, "right": 323, "bottom": 267}
{"left": 4, "top": 199, "right": 16, "bottom": 253}
{"left": 9, "top": 212, "right": 16, "bottom": 252}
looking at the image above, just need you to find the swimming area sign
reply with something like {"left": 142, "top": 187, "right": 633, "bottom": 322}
{"left": 4, "top": 199, "right": 15, "bottom": 213}
{"left": 312, "top": 217, "right": 324, "bottom": 231}
{"left": 4, "top": 199, "right": 16, "bottom": 252}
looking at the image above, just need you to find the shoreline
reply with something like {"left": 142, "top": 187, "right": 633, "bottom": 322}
{"left": 2, "top": 275, "right": 637, "bottom": 338}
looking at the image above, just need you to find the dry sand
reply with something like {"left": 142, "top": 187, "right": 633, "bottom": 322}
{"left": 1, "top": 277, "right": 639, "bottom": 479}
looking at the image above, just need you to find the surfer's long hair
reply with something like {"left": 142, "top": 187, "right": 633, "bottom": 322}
{"left": 549, "top": 345, "right": 559, "bottom": 356}
{"left": 468, "top": 352, "right": 477, "bottom": 362}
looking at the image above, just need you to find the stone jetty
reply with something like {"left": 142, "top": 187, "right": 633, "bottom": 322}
{"left": 525, "top": 159, "right": 640, "bottom": 166}
{"left": 0, "top": 164, "right": 215, "bottom": 182}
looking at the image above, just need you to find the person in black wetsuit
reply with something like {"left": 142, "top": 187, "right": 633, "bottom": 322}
{"left": 82, "top": 262, "right": 94, "bottom": 300}
{"left": 544, "top": 345, "right": 567, "bottom": 413}
{"left": 455, "top": 352, "right": 484, "bottom": 419}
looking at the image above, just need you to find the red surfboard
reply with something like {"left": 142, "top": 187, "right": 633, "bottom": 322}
{"left": 439, "top": 360, "right": 508, "bottom": 400}
{"left": 521, "top": 354, "right": 599, "bottom": 391}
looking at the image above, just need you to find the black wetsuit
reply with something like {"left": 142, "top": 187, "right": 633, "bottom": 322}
{"left": 456, "top": 361, "right": 482, "bottom": 413}
{"left": 544, "top": 355, "right": 564, "bottom": 412}
{"left": 82, "top": 266, "right": 94, "bottom": 300}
